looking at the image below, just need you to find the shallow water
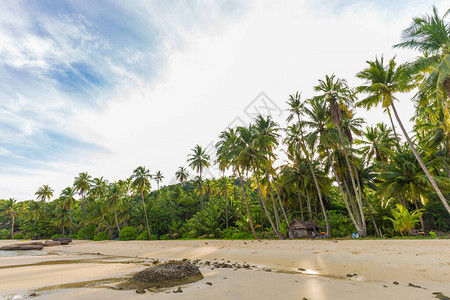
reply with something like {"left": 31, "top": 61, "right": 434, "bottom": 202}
{"left": 0, "top": 250, "right": 47, "bottom": 257}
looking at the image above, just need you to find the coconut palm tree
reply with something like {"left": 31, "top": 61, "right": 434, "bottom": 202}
{"left": 216, "top": 127, "right": 259, "bottom": 239}
{"left": 286, "top": 92, "right": 331, "bottom": 237}
{"left": 187, "top": 145, "right": 210, "bottom": 211}
{"left": 355, "top": 123, "right": 396, "bottom": 166}
{"left": 131, "top": 166, "right": 152, "bottom": 239}
{"left": 394, "top": 6, "right": 450, "bottom": 103}
{"left": 60, "top": 187, "right": 76, "bottom": 235}
{"left": 35, "top": 184, "right": 53, "bottom": 218}
{"left": 108, "top": 182, "right": 124, "bottom": 233}
{"left": 73, "top": 172, "right": 92, "bottom": 223}
{"left": 357, "top": 56, "right": 450, "bottom": 214}
{"left": 154, "top": 171, "right": 164, "bottom": 191}
{"left": 175, "top": 167, "right": 189, "bottom": 183}
{"left": 1, "top": 198, "right": 18, "bottom": 238}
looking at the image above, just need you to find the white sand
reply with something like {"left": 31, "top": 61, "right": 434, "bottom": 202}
{"left": 0, "top": 239, "right": 448, "bottom": 299}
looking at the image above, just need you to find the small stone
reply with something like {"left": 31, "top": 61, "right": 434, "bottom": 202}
{"left": 346, "top": 274, "right": 353, "bottom": 277}
{"left": 298, "top": 268, "right": 306, "bottom": 271}
{"left": 206, "top": 282, "right": 213, "bottom": 286}
{"left": 173, "top": 287, "right": 183, "bottom": 293}
{"left": 29, "top": 293, "right": 37, "bottom": 297}
{"left": 383, "top": 285, "right": 388, "bottom": 288}
{"left": 223, "top": 277, "right": 227, "bottom": 279}
{"left": 302, "top": 297, "right": 309, "bottom": 300}
{"left": 136, "top": 289, "right": 146, "bottom": 294}
{"left": 408, "top": 283, "right": 422, "bottom": 289}
{"left": 244, "top": 242, "right": 247, "bottom": 244}
{"left": 205, "top": 242, "right": 208, "bottom": 245}
{"left": 393, "top": 281, "right": 399, "bottom": 285}
{"left": 265, "top": 268, "right": 272, "bottom": 272}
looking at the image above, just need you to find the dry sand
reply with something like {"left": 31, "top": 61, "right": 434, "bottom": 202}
{"left": 0, "top": 239, "right": 449, "bottom": 299}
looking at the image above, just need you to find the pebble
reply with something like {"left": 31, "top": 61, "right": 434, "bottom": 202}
{"left": 393, "top": 281, "right": 399, "bottom": 285}
{"left": 206, "top": 282, "right": 213, "bottom": 286}
{"left": 136, "top": 289, "right": 146, "bottom": 294}
{"left": 173, "top": 287, "right": 183, "bottom": 293}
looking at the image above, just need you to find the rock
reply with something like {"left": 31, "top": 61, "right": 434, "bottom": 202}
{"left": 0, "top": 244, "right": 44, "bottom": 251}
{"left": 52, "top": 237, "right": 72, "bottom": 245}
{"left": 298, "top": 268, "right": 306, "bottom": 272}
{"left": 264, "top": 268, "right": 272, "bottom": 272}
{"left": 119, "top": 261, "right": 203, "bottom": 290}
{"left": 346, "top": 274, "right": 354, "bottom": 278}
{"left": 206, "top": 282, "right": 212, "bottom": 286}
{"left": 408, "top": 283, "right": 423, "bottom": 289}
{"left": 29, "top": 293, "right": 37, "bottom": 297}
{"left": 173, "top": 287, "right": 183, "bottom": 293}
{"left": 44, "top": 240, "right": 61, "bottom": 247}
{"left": 135, "top": 289, "right": 146, "bottom": 294}
{"left": 393, "top": 281, "right": 399, "bottom": 285}
{"left": 434, "top": 292, "right": 450, "bottom": 300}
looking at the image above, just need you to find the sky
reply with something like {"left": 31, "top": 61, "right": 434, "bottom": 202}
{"left": 1, "top": 0, "right": 448, "bottom": 200}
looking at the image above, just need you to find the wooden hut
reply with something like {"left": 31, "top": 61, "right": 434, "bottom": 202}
{"left": 288, "top": 220, "right": 323, "bottom": 239}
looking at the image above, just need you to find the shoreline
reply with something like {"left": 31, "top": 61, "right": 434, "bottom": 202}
{"left": 0, "top": 239, "right": 449, "bottom": 299}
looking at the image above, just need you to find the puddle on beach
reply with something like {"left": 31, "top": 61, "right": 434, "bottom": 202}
{"left": 0, "top": 250, "right": 47, "bottom": 257}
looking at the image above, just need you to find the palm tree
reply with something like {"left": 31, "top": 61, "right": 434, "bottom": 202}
{"left": 394, "top": 6, "right": 450, "bottom": 103}
{"left": 131, "top": 166, "right": 152, "bottom": 239}
{"left": 154, "top": 171, "right": 164, "bottom": 191}
{"left": 108, "top": 182, "right": 123, "bottom": 233}
{"left": 355, "top": 123, "right": 396, "bottom": 166}
{"left": 384, "top": 204, "right": 424, "bottom": 236}
{"left": 73, "top": 172, "right": 92, "bottom": 223}
{"left": 315, "top": 74, "right": 367, "bottom": 236}
{"left": 187, "top": 145, "right": 210, "bottom": 211}
{"left": 1, "top": 198, "right": 18, "bottom": 238}
{"left": 216, "top": 128, "right": 259, "bottom": 239}
{"left": 175, "top": 167, "right": 189, "bottom": 183}
{"left": 357, "top": 56, "right": 450, "bottom": 214}
{"left": 60, "top": 187, "right": 76, "bottom": 235}
{"left": 286, "top": 92, "right": 331, "bottom": 237}
{"left": 35, "top": 185, "right": 53, "bottom": 218}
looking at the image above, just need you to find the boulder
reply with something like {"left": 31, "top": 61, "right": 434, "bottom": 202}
{"left": 119, "top": 261, "right": 203, "bottom": 290}
{"left": 52, "top": 237, "right": 72, "bottom": 245}
{"left": 44, "top": 240, "right": 61, "bottom": 247}
{"left": 0, "top": 244, "right": 44, "bottom": 250}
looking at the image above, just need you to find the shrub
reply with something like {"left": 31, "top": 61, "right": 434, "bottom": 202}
{"left": 94, "top": 232, "right": 109, "bottom": 241}
{"left": 231, "top": 232, "right": 253, "bottom": 239}
{"left": 69, "top": 234, "right": 77, "bottom": 239}
{"left": 13, "top": 233, "right": 25, "bottom": 239}
{"left": 0, "top": 229, "right": 9, "bottom": 239}
{"left": 159, "top": 234, "right": 171, "bottom": 240}
{"left": 429, "top": 231, "right": 437, "bottom": 239}
{"left": 136, "top": 231, "right": 158, "bottom": 240}
{"left": 51, "top": 234, "right": 65, "bottom": 239}
{"left": 76, "top": 224, "right": 96, "bottom": 240}
{"left": 119, "top": 226, "right": 138, "bottom": 241}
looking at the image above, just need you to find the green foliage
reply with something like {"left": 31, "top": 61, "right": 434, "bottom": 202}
{"left": 136, "top": 231, "right": 148, "bottom": 240}
{"left": 321, "top": 210, "right": 355, "bottom": 237}
{"left": 76, "top": 224, "right": 96, "bottom": 240}
{"left": 423, "top": 198, "right": 450, "bottom": 231}
{"left": 94, "top": 231, "right": 109, "bottom": 241}
{"left": 0, "top": 229, "right": 9, "bottom": 239}
{"left": 159, "top": 234, "right": 172, "bottom": 240}
{"left": 384, "top": 204, "right": 423, "bottom": 236}
{"left": 119, "top": 226, "right": 138, "bottom": 241}
{"left": 51, "top": 234, "right": 65, "bottom": 239}
{"left": 429, "top": 231, "right": 437, "bottom": 239}
{"left": 220, "top": 227, "right": 253, "bottom": 239}
{"left": 69, "top": 234, "right": 77, "bottom": 239}
{"left": 183, "top": 204, "right": 223, "bottom": 238}
{"left": 13, "top": 232, "right": 25, "bottom": 239}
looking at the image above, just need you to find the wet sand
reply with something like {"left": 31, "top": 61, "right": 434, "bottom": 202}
{"left": 0, "top": 239, "right": 449, "bottom": 299}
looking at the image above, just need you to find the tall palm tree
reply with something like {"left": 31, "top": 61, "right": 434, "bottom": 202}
{"left": 315, "top": 74, "right": 367, "bottom": 236}
{"left": 286, "top": 92, "right": 331, "bottom": 237}
{"left": 1, "top": 198, "right": 18, "bottom": 238}
{"left": 216, "top": 128, "right": 259, "bottom": 239}
{"left": 153, "top": 171, "right": 164, "bottom": 191}
{"left": 131, "top": 166, "right": 152, "bottom": 239}
{"left": 60, "top": 187, "right": 76, "bottom": 235}
{"left": 394, "top": 6, "right": 450, "bottom": 103}
{"left": 73, "top": 172, "right": 92, "bottom": 223}
{"left": 357, "top": 56, "right": 450, "bottom": 214}
{"left": 35, "top": 184, "right": 53, "bottom": 218}
{"left": 108, "top": 182, "right": 123, "bottom": 233}
{"left": 355, "top": 123, "right": 396, "bottom": 166}
{"left": 187, "top": 145, "right": 210, "bottom": 211}
{"left": 175, "top": 167, "right": 189, "bottom": 183}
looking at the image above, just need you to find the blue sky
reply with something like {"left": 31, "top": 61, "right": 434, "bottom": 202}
{"left": 0, "top": 0, "right": 448, "bottom": 200}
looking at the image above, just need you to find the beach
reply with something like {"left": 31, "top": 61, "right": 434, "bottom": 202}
{"left": 0, "top": 239, "right": 449, "bottom": 299}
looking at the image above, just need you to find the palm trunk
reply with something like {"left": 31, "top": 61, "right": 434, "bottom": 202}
{"left": 253, "top": 164, "right": 285, "bottom": 240}
{"left": 391, "top": 102, "right": 450, "bottom": 215}
{"left": 223, "top": 172, "right": 228, "bottom": 229}
{"left": 10, "top": 214, "right": 15, "bottom": 239}
{"left": 141, "top": 192, "right": 151, "bottom": 239}
{"left": 237, "top": 169, "right": 259, "bottom": 239}
{"left": 267, "top": 176, "right": 281, "bottom": 230}
{"left": 387, "top": 107, "right": 400, "bottom": 144}
{"left": 305, "top": 191, "right": 318, "bottom": 235}
{"left": 43, "top": 200, "right": 46, "bottom": 218}
{"left": 83, "top": 193, "right": 86, "bottom": 226}
{"left": 297, "top": 189, "right": 305, "bottom": 221}
{"left": 336, "top": 124, "right": 367, "bottom": 236}
{"left": 200, "top": 171, "right": 204, "bottom": 211}
{"left": 69, "top": 208, "right": 72, "bottom": 235}
{"left": 326, "top": 150, "right": 364, "bottom": 236}
{"left": 363, "top": 194, "right": 381, "bottom": 237}
{"left": 343, "top": 178, "right": 361, "bottom": 225}
{"left": 414, "top": 199, "right": 425, "bottom": 231}
{"left": 272, "top": 177, "right": 290, "bottom": 226}
{"left": 114, "top": 208, "right": 121, "bottom": 233}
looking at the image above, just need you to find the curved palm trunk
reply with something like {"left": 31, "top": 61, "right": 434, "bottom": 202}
{"left": 10, "top": 214, "right": 15, "bottom": 239}
{"left": 387, "top": 108, "right": 400, "bottom": 144}
{"left": 267, "top": 177, "right": 281, "bottom": 230}
{"left": 43, "top": 200, "right": 46, "bottom": 218}
{"left": 326, "top": 150, "right": 364, "bottom": 236}
{"left": 272, "top": 177, "right": 290, "bottom": 226}
{"left": 363, "top": 194, "right": 381, "bottom": 237}
{"left": 237, "top": 169, "right": 259, "bottom": 239}
{"left": 69, "top": 207, "right": 72, "bottom": 235}
{"left": 305, "top": 191, "right": 318, "bottom": 235}
{"left": 141, "top": 191, "right": 151, "bottom": 239}
{"left": 253, "top": 164, "right": 285, "bottom": 240}
{"left": 391, "top": 102, "right": 450, "bottom": 215}
{"left": 343, "top": 178, "right": 361, "bottom": 225}
{"left": 82, "top": 193, "right": 87, "bottom": 226}
{"left": 200, "top": 171, "right": 204, "bottom": 211}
